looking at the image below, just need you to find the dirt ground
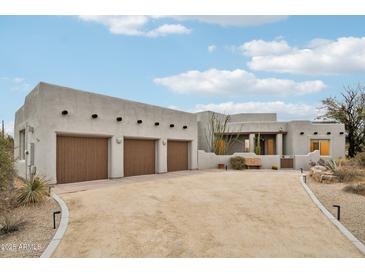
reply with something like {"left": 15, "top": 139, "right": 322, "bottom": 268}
{"left": 0, "top": 197, "right": 60, "bottom": 258}
{"left": 307, "top": 177, "right": 365, "bottom": 245}
{"left": 53, "top": 170, "right": 363, "bottom": 258}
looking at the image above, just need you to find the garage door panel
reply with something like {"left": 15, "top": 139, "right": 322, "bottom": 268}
{"left": 167, "top": 140, "right": 188, "bottom": 172}
{"left": 124, "top": 139, "right": 155, "bottom": 177}
{"left": 57, "top": 136, "right": 108, "bottom": 184}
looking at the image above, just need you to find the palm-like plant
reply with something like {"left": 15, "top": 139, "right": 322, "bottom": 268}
{"left": 17, "top": 176, "right": 49, "bottom": 205}
{"left": 326, "top": 159, "right": 338, "bottom": 173}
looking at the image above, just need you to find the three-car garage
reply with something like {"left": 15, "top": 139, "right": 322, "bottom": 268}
{"left": 56, "top": 136, "right": 191, "bottom": 184}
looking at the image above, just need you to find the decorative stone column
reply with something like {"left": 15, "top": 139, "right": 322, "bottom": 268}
{"left": 249, "top": 133, "right": 255, "bottom": 153}
{"left": 276, "top": 133, "right": 283, "bottom": 156}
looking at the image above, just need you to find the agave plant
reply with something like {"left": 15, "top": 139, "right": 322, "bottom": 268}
{"left": 326, "top": 159, "right": 338, "bottom": 174}
{"left": 17, "top": 176, "right": 49, "bottom": 205}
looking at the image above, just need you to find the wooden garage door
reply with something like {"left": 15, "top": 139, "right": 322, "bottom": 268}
{"left": 124, "top": 139, "right": 155, "bottom": 177}
{"left": 167, "top": 140, "right": 189, "bottom": 172}
{"left": 57, "top": 136, "right": 108, "bottom": 184}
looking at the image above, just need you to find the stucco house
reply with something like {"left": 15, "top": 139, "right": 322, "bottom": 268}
{"left": 14, "top": 82, "right": 346, "bottom": 184}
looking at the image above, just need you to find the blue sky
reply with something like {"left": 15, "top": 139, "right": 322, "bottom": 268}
{"left": 1, "top": 15, "right": 365, "bottom": 134}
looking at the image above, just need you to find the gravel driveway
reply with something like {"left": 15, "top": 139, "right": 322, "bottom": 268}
{"left": 53, "top": 170, "right": 363, "bottom": 257}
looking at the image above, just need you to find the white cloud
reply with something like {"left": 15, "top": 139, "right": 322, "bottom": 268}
{"left": 239, "top": 39, "right": 291, "bottom": 56}
{"left": 154, "top": 69, "right": 326, "bottom": 96}
{"left": 78, "top": 15, "right": 287, "bottom": 37}
{"left": 79, "top": 16, "right": 191, "bottom": 37}
{"left": 0, "top": 76, "right": 30, "bottom": 92}
{"left": 193, "top": 101, "right": 320, "bottom": 120}
{"left": 172, "top": 16, "right": 288, "bottom": 27}
{"left": 146, "top": 24, "right": 191, "bottom": 37}
{"left": 244, "top": 36, "right": 365, "bottom": 74}
{"left": 208, "top": 44, "right": 216, "bottom": 53}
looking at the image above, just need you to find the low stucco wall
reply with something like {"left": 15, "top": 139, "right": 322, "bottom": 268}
{"left": 294, "top": 150, "right": 320, "bottom": 170}
{"left": 198, "top": 150, "right": 323, "bottom": 170}
{"left": 197, "top": 150, "right": 280, "bottom": 169}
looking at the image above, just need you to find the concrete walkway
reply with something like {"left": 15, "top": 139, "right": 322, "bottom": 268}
{"left": 53, "top": 170, "right": 363, "bottom": 257}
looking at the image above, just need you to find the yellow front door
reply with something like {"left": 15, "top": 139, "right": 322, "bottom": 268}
{"left": 267, "top": 139, "right": 274, "bottom": 155}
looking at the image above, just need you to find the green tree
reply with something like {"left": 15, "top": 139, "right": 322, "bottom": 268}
{"left": 320, "top": 84, "right": 365, "bottom": 157}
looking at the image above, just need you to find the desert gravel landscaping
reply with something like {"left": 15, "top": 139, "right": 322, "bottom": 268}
{"left": 53, "top": 170, "right": 363, "bottom": 258}
{"left": 307, "top": 177, "right": 365, "bottom": 245}
{"left": 0, "top": 197, "right": 60, "bottom": 258}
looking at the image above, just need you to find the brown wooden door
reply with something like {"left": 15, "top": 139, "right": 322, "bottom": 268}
{"left": 267, "top": 139, "right": 274, "bottom": 155}
{"left": 57, "top": 136, "right": 108, "bottom": 184}
{"left": 167, "top": 140, "right": 189, "bottom": 172}
{"left": 124, "top": 139, "right": 155, "bottom": 177}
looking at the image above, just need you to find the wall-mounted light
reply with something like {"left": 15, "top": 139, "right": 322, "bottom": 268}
{"left": 340, "top": 132, "right": 344, "bottom": 135}
{"left": 61, "top": 110, "right": 68, "bottom": 116}
{"left": 91, "top": 114, "right": 98, "bottom": 119}
{"left": 137, "top": 120, "right": 143, "bottom": 124}
{"left": 313, "top": 132, "right": 318, "bottom": 135}
{"left": 183, "top": 125, "right": 188, "bottom": 129}
{"left": 327, "top": 132, "right": 331, "bottom": 135}
{"left": 154, "top": 122, "right": 160, "bottom": 126}
{"left": 116, "top": 117, "right": 122, "bottom": 122}
{"left": 300, "top": 132, "right": 304, "bottom": 135}
{"left": 170, "top": 124, "right": 175, "bottom": 128}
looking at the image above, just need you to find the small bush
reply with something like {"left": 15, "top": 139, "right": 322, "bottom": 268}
{"left": 230, "top": 156, "right": 245, "bottom": 170}
{"left": 0, "top": 135, "right": 15, "bottom": 191}
{"left": 333, "top": 167, "right": 363, "bottom": 182}
{"left": 17, "top": 176, "right": 49, "bottom": 205}
{"left": 354, "top": 152, "right": 365, "bottom": 167}
{"left": 0, "top": 214, "right": 26, "bottom": 235}
{"left": 272, "top": 165, "right": 278, "bottom": 170}
{"left": 343, "top": 183, "right": 365, "bottom": 196}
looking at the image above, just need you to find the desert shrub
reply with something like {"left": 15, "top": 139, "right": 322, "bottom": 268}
{"left": 230, "top": 156, "right": 245, "bottom": 170}
{"left": 0, "top": 135, "right": 15, "bottom": 191}
{"left": 354, "top": 152, "right": 365, "bottom": 167}
{"left": 17, "top": 176, "right": 49, "bottom": 205}
{"left": 0, "top": 214, "right": 26, "bottom": 235}
{"left": 272, "top": 165, "right": 278, "bottom": 170}
{"left": 343, "top": 183, "right": 365, "bottom": 196}
{"left": 326, "top": 159, "right": 338, "bottom": 173}
{"left": 333, "top": 166, "right": 363, "bottom": 182}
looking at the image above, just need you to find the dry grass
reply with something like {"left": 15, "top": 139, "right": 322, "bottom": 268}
{"left": 333, "top": 166, "right": 364, "bottom": 182}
